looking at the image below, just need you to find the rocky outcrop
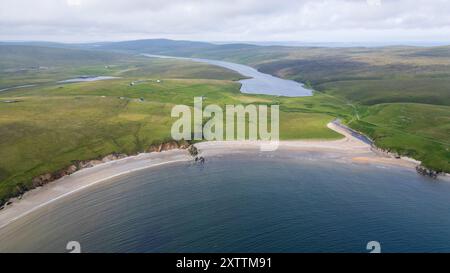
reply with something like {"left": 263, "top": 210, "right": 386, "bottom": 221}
{"left": 370, "top": 147, "right": 402, "bottom": 159}
{"left": 416, "top": 165, "right": 441, "bottom": 179}
{"left": 147, "top": 141, "right": 190, "bottom": 153}
{"left": 187, "top": 145, "right": 205, "bottom": 164}
{"left": 195, "top": 156, "right": 205, "bottom": 164}
{"left": 187, "top": 145, "right": 199, "bottom": 157}
{"left": 75, "top": 153, "right": 128, "bottom": 170}
{"left": 371, "top": 147, "right": 445, "bottom": 179}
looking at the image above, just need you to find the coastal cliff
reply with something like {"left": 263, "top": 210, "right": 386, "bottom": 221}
{"left": 370, "top": 146, "right": 444, "bottom": 178}
{"left": 0, "top": 140, "right": 191, "bottom": 209}
{"left": 335, "top": 120, "right": 445, "bottom": 179}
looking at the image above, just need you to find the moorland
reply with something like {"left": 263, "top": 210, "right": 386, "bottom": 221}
{"left": 0, "top": 40, "right": 449, "bottom": 206}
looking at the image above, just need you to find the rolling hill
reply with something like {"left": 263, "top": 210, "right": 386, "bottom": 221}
{"left": 0, "top": 40, "right": 449, "bottom": 207}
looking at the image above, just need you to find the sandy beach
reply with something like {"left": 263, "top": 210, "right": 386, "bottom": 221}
{"left": 0, "top": 150, "right": 192, "bottom": 230}
{"left": 0, "top": 122, "right": 428, "bottom": 230}
{"left": 196, "top": 122, "right": 420, "bottom": 170}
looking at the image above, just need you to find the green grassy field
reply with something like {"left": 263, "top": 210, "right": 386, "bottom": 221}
{"left": 1, "top": 41, "right": 449, "bottom": 206}
{"left": 0, "top": 45, "right": 344, "bottom": 205}
{"left": 0, "top": 45, "right": 244, "bottom": 89}
{"left": 348, "top": 103, "right": 450, "bottom": 172}
{"left": 198, "top": 44, "right": 450, "bottom": 173}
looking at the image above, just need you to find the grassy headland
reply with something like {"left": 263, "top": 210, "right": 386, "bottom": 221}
{"left": 123, "top": 42, "right": 448, "bottom": 173}
{"left": 0, "top": 45, "right": 345, "bottom": 205}
{"left": 0, "top": 41, "right": 449, "bottom": 206}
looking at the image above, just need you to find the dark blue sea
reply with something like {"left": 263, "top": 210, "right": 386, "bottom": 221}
{"left": 1, "top": 152, "right": 449, "bottom": 253}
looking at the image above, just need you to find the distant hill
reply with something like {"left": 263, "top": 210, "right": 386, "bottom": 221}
{"left": 91, "top": 39, "right": 265, "bottom": 60}
{"left": 406, "top": 45, "right": 450, "bottom": 58}
{"left": 0, "top": 41, "right": 69, "bottom": 48}
{"left": 0, "top": 39, "right": 265, "bottom": 61}
{"left": 94, "top": 39, "right": 215, "bottom": 54}
{"left": 0, "top": 45, "right": 134, "bottom": 70}
{"left": 2, "top": 40, "right": 450, "bottom": 106}
{"left": 97, "top": 39, "right": 292, "bottom": 66}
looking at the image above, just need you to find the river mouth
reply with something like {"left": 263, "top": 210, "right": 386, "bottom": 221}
{"left": 143, "top": 54, "right": 312, "bottom": 97}
{"left": 0, "top": 151, "right": 448, "bottom": 253}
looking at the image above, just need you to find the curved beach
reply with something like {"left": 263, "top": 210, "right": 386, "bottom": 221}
{"left": 0, "top": 122, "right": 425, "bottom": 231}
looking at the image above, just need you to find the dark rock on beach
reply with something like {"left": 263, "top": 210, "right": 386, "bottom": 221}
{"left": 194, "top": 156, "right": 205, "bottom": 164}
{"left": 187, "top": 145, "right": 199, "bottom": 157}
{"left": 416, "top": 165, "right": 440, "bottom": 179}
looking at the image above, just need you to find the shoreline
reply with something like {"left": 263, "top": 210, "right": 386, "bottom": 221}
{"left": 0, "top": 150, "right": 192, "bottom": 230}
{"left": 0, "top": 122, "right": 446, "bottom": 231}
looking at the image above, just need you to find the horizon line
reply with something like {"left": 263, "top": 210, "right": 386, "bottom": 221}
{"left": 1, "top": 38, "right": 450, "bottom": 48}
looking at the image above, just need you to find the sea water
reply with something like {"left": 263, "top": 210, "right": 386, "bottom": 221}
{"left": 0, "top": 151, "right": 449, "bottom": 253}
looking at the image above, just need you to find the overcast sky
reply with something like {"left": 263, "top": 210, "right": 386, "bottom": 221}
{"left": 1, "top": 0, "right": 450, "bottom": 43}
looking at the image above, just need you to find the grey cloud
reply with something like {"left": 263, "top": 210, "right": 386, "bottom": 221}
{"left": 1, "top": 0, "right": 450, "bottom": 42}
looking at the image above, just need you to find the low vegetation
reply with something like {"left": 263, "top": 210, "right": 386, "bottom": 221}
{"left": 0, "top": 45, "right": 344, "bottom": 205}
{"left": 0, "top": 41, "right": 449, "bottom": 205}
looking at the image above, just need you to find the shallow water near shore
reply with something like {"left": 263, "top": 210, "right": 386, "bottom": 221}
{"left": 1, "top": 151, "right": 449, "bottom": 253}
